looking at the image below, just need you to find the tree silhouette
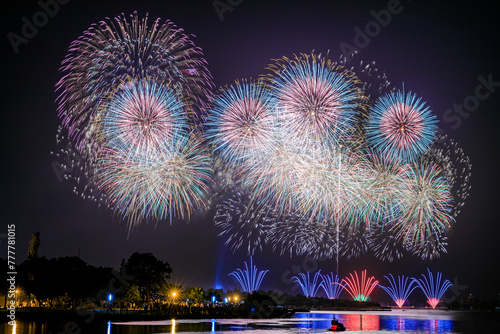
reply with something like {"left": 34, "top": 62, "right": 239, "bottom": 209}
{"left": 119, "top": 284, "right": 142, "bottom": 309}
{"left": 18, "top": 256, "right": 113, "bottom": 308}
{"left": 121, "top": 252, "right": 172, "bottom": 308}
{"left": 185, "top": 287, "right": 205, "bottom": 303}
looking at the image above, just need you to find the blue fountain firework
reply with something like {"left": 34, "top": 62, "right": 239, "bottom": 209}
{"left": 320, "top": 272, "right": 346, "bottom": 299}
{"left": 413, "top": 268, "right": 453, "bottom": 309}
{"left": 228, "top": 256, "right": 269, "bottom": 293}
{"left": 292, "top": 270, "right": 324, "bottom": 298}
{"left": 378, "top": 274, "right": 418, "bottom": 308}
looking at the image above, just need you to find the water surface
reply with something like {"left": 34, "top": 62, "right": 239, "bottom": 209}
{"left": 3, "top": 309, "right": 500, "bottom": 333}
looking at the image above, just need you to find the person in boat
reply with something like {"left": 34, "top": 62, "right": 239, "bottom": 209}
{"left": 330, "top": 318, "right": 345, "bottom": 331}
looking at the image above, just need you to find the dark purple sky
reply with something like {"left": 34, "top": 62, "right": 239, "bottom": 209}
{"left": 2, "top": 0, "right": 500, "bottom": 301}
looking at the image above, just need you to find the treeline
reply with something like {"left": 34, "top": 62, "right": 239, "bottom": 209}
{"left": 0, "top": 252, "right": 278, "bottom": 313}
{"left": 1, "top": 252, "right": 384, "bottom": 315}
{"left": 2, "top": 255, "right": 115, "bottom": 309}
{"left": 0, "top": 252, "right": 176, "bottom": 309}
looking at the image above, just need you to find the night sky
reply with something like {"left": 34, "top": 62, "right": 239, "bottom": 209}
{"left": 2, "top": 0, "right": 500, "bottom": 302}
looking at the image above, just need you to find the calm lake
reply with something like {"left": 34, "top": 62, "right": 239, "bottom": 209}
{"left": 3, "top": 309, "right": 500, "bottom": 333}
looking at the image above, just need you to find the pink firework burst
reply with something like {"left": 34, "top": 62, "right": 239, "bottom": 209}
{"left": 366, "top": 90, "right": 437, "bottom": 162}
{"left": 380, "top": 102, "right": 425, "bottom": 151}
{"left": 268, "top": 54, "right": 360, "bottom": 147}
{"left": 207, "top": 80, "right": 275, "bottom": 164}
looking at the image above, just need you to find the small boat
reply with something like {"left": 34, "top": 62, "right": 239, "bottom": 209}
{"left": 327, "top": 319, "right": 346, "bottom": 332}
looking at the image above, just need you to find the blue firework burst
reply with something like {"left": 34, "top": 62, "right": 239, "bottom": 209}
{"left": 268, "top": 54, "right": 361, "bottom": 147}
{"left": 366, "top": 90, "right": 438, "bottom": 162}
{"left": 206, "top": 79, "right": 276, "bottom": 165}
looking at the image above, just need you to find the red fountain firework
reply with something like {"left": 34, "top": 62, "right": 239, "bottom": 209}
{"left": 341, "top": 269, "right": 379, "bottom": 302}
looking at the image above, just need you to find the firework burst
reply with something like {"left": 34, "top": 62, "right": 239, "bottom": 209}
{"left": 366, "top": 90, "right": 437, "bottom": 162}
{"left": 266, "top": 217, "right": 338, "bottom": 259}
{"left": 422, "top": 135, "right": 471, "bottom": 219}
{"left": 339, "top": 226, "right": 373, "bottom": 260}
{"left": 406, "top": 230, "right": 449, "bottom": 261}
{"left": 56, "top": 12, "right": 212, "bottom": 146}
{"left": 208, "top": 54, "right": 468, "bottom": 262}
{"left": 207, "top": 80, "right": 276, "bottom": 165}
{"left": 267, "top": 53, "right": 363, "bottom": 148}
{"left": 369, "top": 229, "right": 410, "bottom": 262}
{"left": 390, "top": 162, "right": 454, "bottom": 248}
{"left": 96, "top": 134, "right": 213, "bottom": 224}
{"left": 55, "top": 13, "right": 214, "bottom": 226}
{"left": 214, "top": 191, "right": 274, "bottom": 255}
{"left": 96, "top": 78, "right": 188, "bottom": 152}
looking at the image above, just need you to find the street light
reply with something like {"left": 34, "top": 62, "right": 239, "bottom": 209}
{"left": 172, "top": 292, "right": 177, "bottom": 304}
{"left": 107, "top": 294, "right": 113, "bottom": 312}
